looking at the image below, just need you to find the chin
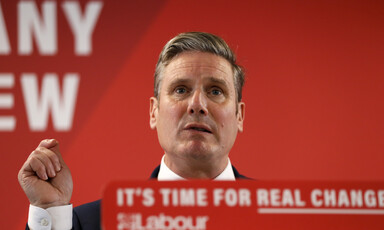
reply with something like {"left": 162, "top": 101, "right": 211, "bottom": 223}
{"left": 181, "top": 142, "right": 215, "bottom": 160}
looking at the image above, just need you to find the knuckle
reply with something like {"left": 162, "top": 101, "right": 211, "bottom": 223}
{"left": 29, "top": 150, "right": 38, "bottom": 157}
{"left": 30, "top": 149, "right": 42, "bottom": 158}
{"left": 29, "top": 153, "right": 39, "bottom": 161}
{"left": 36, "top": 163, "right": 46, "bottom": 172}
{"left": 27, "top": 154, "right": 36, "bottom": 162}
{"left": 31, "top": 162, "right": 43, "bottom": 172}
{"left": 40, "top": 139, "right": 50, "bottom": 144}
{"left": 35, "top": 147, "right": 46, "bottom": 152}
{"left": 29, "top": 154, "right": 47, "bottom": 167}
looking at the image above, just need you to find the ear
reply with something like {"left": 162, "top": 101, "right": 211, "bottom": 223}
{"left": 236, "top": 102, "right": 245, "bottom": 132}
{"left": 149, "top": 97, "right": 158, "bottom": 130}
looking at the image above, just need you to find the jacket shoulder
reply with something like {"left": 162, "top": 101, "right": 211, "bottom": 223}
{"left": 232, "top": 165, "right": 253, "bottom": 180}
{"left": 73, "top": 200, "right": 101, "bottom": 230}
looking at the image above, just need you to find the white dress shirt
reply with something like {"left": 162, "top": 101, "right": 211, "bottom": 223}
{"left": 28, "top": 156, "right": 236, "bottom": 229}
{"left": 158, "top": 155, "right": 235, "bottom": 181}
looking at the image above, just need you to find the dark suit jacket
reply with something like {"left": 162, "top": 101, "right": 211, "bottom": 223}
{"left": 27, "top": 165, "right": 249, "bottom": 230}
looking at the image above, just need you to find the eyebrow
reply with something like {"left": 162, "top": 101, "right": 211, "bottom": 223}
{"left": 166, "top": 76, "right": 230, "bottom": 92}
{"left": 166, "top": 78, "right": 192, "bottom": 92}
{"left": 168, "top": 78, "right": 191, "bottom": 87}
{"left": 205, "top": 76, "right": 229, "bottom": 87}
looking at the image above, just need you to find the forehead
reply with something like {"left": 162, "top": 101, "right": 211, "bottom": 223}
{"left": 162, "top": 52, "right": 234, "bottom": 86}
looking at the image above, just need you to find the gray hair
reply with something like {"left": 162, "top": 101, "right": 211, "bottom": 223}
{"left": 154, "top": 32, "right": 245, "bottom": 102}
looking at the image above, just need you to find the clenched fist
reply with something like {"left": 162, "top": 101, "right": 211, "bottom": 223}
{"left": 18, "top": 139, "right": 73, "bottom": 209}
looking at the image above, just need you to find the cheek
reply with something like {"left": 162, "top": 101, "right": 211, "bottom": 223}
{"left": 212, "top": 105, "right": 238, "bottom": 128}
{"left": 159, "top": 101, "right": 186, "bottom": 124}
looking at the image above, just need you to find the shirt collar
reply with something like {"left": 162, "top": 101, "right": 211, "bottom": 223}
{"left": 158, "top": 155, "right": 236, "bottom": 181}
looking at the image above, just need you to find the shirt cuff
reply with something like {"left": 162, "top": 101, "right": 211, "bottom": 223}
{"left": 28, "top": 204, "right": 73, "bottom": 230}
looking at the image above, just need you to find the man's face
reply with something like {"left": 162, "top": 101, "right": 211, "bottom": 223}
{"left": 150, "top": 51, "right": 245, "bottom": 165}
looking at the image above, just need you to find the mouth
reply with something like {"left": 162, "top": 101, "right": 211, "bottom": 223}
{"left": 185, "top": 124, "right": 212, "bottom": 134}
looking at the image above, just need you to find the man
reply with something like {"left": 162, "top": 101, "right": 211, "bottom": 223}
{"left": 18, "top": 32, "right": 248, "bottom": 229}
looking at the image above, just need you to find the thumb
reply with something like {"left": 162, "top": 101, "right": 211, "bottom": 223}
{"left": 38, "top": 139, "right": 59, "bottom": 149}
{"left": 38, "top": 139, "right": 64, "bottom": 163}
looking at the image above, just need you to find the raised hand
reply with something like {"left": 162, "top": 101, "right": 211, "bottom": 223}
{"left": 18, "top": 139, "right": 73, "bottom": 209}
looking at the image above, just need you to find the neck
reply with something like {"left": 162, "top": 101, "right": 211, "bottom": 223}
{"left": 164, "top": 154, "right": 228, "bottom": 179}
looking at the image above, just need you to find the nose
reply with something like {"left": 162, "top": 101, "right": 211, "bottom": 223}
{"left": 188, "top": 89, "right": 208, "bottom": 115}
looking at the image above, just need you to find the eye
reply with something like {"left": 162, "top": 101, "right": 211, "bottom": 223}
{"left": 175, "top": 86, "right": 187, "bottom": 94}
{"left": 210, "top": 88, "right": 223, "bottom": 96}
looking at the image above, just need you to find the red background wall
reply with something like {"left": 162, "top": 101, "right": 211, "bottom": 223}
{"left": 0, "top": 0, "right": 383, "bottom": 229}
